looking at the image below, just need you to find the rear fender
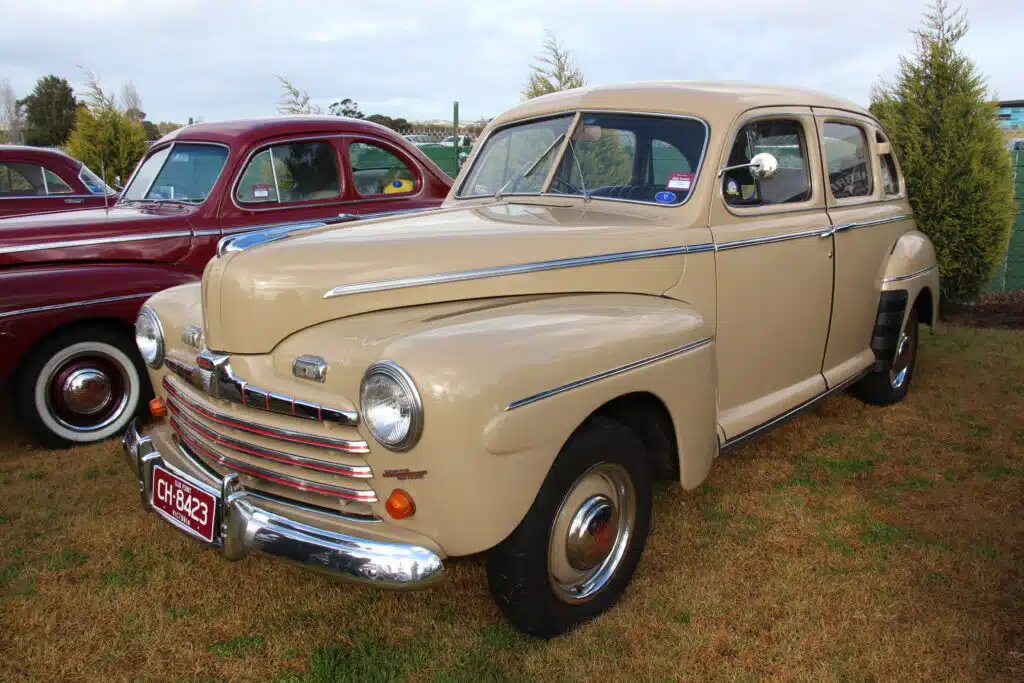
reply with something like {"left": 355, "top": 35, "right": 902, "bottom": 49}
{"left": 882, "top": 230, "right": 940, "bottom": 330}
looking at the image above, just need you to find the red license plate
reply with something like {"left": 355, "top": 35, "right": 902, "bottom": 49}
{"left": 151, "top": 466, "right": 217, "bottom": 543}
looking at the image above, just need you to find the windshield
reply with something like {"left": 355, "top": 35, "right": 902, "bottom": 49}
{"left": 79, "top": 164, "right": 115, "bottom": 195}
{"left": 457, "top": 113, "right": 708, "bottom": 206}
{"left": 120, "top": 142, "right": 229, "bottom": 204}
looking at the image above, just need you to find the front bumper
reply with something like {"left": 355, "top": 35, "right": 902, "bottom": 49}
{"left": 122, "top": 420, "right": 444, "bottom": 589}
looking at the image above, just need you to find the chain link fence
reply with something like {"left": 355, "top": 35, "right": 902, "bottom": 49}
{"left": 989, "top": 147, "right": 1024, "bottom": 292}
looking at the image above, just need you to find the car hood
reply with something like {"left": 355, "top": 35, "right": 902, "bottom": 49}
{"left": 202, "top": 202, "right": 693, "bottom": 354}
{"left": 0, "top": 203, "right": 197, "bottom": 265}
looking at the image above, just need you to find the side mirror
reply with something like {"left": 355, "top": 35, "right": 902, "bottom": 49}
{"left": 748, "top": 152, "right": 778, "bottom": 180}
{"left": 718, "top": 151, "right": 779, "bottom": 180}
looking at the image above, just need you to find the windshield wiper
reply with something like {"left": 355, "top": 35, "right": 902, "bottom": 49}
{"left": 496, "top": 133, "right": 566, "bottom": 199}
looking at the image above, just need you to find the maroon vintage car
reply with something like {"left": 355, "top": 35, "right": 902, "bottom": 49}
{"left": 0, "top": 116, "right": 452, "bottom": 448}
{"left": 0, "top": 145, "right": 117, "bottom": 217}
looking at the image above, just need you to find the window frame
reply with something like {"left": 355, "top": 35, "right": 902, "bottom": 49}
{"left": 232, "top": 137, "right": 345, "bottom": 210}
{"left": 718, "top": 111, "right": 821, "bottom": 218}
{"left": 821, "top": 119, "right": 875, "bottom": 203}
{"left": 455, "top": 110, "right": 711, "bottom": 209}
{"left": 345, "top": 137, "right": 424, "bottom": 201}
{"left": 42, "top": 168, "right": 75, "bottom": 195}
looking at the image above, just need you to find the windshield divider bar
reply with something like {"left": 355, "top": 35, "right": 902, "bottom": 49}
{"left": 141, "top": 142, "right": 174, "bottom": 200}
{"left": 540, "top": 112, "right": 581, "bottom": 194}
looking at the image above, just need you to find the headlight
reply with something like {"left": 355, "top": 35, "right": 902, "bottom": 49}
{"left": 360, "top": 361, "right": 422, "bottom": 451}
{"left": 135, "top": 305, "right": 165, "bottom": 369}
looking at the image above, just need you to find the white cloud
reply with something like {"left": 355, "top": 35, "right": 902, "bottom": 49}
{"left": 0, "top": 0, "right": 1020, "bottom": 123}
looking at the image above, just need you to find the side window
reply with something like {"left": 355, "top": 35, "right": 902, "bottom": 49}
{"left": 43, "top": 169, "right": 74, "bottom": 194}
{"left": 879, "top": 154, "right": 899, "bottom": 195}
{"left": 823, "top": 122, "right": 872, "bottom": 199}
{"left": 650, "top": 139, "right": 692, "bottom": 187}
{"left": 349, "top": 142, "right": 417, "bottom": 196}
{"left": 236, "top": 141, "right": 340, "bottom": 205}
{"left": 723, "top": 119, "right": 811, "bottom": 207}
{"left": 0, "top": 163, "right": 45, "bottom": 196}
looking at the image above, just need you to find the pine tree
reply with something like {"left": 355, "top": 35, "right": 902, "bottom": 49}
{"left": 66, "top": 72, "right": 148, "bottom": 187}
{"left": 523, "top": 31, "right": 585, "bottom": 100}
{"left": 20, "top": 75, "right": 77, "bottom": 147}
{"left": 871, "top": 1, "right": 1015, "bottom": 305}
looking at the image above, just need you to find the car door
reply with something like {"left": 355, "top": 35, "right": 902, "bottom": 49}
{"left": 814, "top": 109, "right": 917, "bottom": 387}
{"left": 343, "top": 137, "right": 445, "bottom": 218}
{"left": 710, "top": 107, "right": 835, "bottom": 439}
{"left": 218, "top": 137, "right": 354, "bottom": 236}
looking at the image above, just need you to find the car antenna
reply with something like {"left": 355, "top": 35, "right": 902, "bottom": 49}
{"left": 101, "top": 155, "right": 109, "bottom": 213}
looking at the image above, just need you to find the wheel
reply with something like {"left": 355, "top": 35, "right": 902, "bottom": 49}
{"left": 852, "top": 305, "right": 919, "bottom": 406}
{"left": 16, "top": 327, "right": 146, "bottom": 448}
{"left": 485, "top": 416, "right": 653, "bottom": 638}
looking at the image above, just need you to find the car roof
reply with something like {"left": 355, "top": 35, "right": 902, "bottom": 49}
{"left": 490, "top": 81, "right": 874, "bottom": 127}
{"left": 159, "top": 116, "right": 409, "bottom": 146}
{"left": 0, "top": 144, "right": 82, "bottom": 166}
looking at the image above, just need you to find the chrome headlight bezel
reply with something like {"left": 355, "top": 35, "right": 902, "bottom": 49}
{"left": 135, "top": 305, "right": 165, "bottom": 369}
{"left": 359, "top": 361, "right": 423, "bottom": 452}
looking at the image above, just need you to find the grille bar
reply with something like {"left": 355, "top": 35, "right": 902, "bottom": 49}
{"left": 167, "top": 400, "right": 373, "bottom": 479}
{"left": 171, "top": 416, "right": 378, "bottom": 502}
{"left": 163, "top": 377, "right": 369, "bottom": 454}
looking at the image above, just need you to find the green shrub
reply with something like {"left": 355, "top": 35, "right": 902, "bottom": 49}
{"left": 871, "top": 1, "right": 1015, "bottom": 305}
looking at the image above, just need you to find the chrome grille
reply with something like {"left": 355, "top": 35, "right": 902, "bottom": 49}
{"left": 163, "top": 376, "right": 376, "bottom": 504}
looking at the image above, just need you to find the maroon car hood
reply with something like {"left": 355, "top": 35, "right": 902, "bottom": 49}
{"left": 0, "top": 203, "right": 197, "bottom": 265}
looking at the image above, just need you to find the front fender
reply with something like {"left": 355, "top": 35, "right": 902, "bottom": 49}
{"left": 0, "top": 263, "right": 198, "bottom": 382}
{"left": 282, "top": 293, "right": 713, "bottom": 556}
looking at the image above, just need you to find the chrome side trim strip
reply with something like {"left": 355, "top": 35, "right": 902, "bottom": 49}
{"left": 172, "top": 419, "right": 377, "bottom": 502}
{"left": 163, "top": 378, "right": 366, "bottom": 452}
{"left": 168, "top": 400, "right": 372, "bottom": 478}
{"left": 0, "top": 194, "right": 103, "bottom": 201}
{"left": 714, "top": 227, "right": 826, "bottom": 252}
{"left": 834, "top": 213, "right": 914, "bottom": 232}
{"left": 323, "top": 244, "right": 705, "bottom": 299}
{"left": 0, "top": 292, "right": 156, "bottom": 320}
{"left": 0, "top": 230, "right": 192, "bottom": 255}
{"left": 505, "top": 337, "right": 713, "bottom": 411}
{"left": 882, "top": 264, "right": 937, "bottom": 283}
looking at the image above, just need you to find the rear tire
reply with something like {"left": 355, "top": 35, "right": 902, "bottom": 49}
{"left": 16, "top": 327, "right": 147, "bottom": 449}
{"left": 852, "top": 306, "right": 919, "bottom": 406}
{"left": 485, "top": 416, "right": 653, "bottom": 638}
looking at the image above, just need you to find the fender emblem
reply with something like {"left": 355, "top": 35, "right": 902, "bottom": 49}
{"left": 382, "top": 468, "right": 427, "bottom": 480}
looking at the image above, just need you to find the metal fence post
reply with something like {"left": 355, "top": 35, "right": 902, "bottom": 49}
{"left": 453, "top": 101, "right": 460, "bottom": 171}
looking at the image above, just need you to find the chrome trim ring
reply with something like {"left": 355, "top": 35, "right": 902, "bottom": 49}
{"left": 136, "top": 305, "right": 165, "bottom": 369}
{"left": 359, "top": 361, "right": 423, "bottom": 452}
{"left": 548, "top": 462, "right": 635, "bottom": 604}
{"left": 890, "top": 332, "right": 912, "bottom": 389}
{"left": 40, "top": 345, "right": 134, "bottom": 435}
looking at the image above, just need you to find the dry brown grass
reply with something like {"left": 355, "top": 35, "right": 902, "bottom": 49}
{"left": 1, "top": 326, "right": 1022, "bottom": 682}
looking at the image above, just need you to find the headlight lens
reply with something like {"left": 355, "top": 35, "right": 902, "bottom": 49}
{"left": 360, "top": 361, "right": 422, "bottom": 451}
{"left": 135, "top": 305, "right": 165, "bottom": 368}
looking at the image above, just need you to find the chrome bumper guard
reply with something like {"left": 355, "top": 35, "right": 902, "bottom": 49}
{"left": 122, "top": 420, "right": 444, "bottom": 590}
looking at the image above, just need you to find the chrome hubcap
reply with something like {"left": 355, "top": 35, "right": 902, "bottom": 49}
{"left": 61, "top": 368, "right": 112, "bottom": 415}
{"left": 548, "top": 463, "right": 635, "bottom": 603}
{"left": 890, "top": 332, "right": 911, "bottom": 389}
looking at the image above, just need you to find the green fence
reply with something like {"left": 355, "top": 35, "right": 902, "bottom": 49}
{"left": 989, "top": 149, "right": 1024, "bottom": 292}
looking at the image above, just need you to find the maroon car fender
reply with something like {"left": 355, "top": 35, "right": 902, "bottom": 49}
{"left": 0, "top": 263, "right": 198, "bottom": 382}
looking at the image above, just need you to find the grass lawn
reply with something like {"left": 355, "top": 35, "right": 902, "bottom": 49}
{"left": 1, "top": 326, "right": 1021, "bottom": 682}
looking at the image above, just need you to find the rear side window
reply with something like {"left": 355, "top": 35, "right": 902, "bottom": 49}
{"left": 823, "top": 122, "right": 872, "bottom": 199}
{"left": 43, "top": 169, "right": 74, "bottom": 194}
{"left": 723, "top": 119, "right": 811, "bottom": 207}
{"left": 236, "top": 141, "right": 340, "bottom": 204}
{"left": 880, "top": 154, "right": 899, "bottom": 195}
{"left": 349, "top": 142, "right": 417, "bottom": 196}
{"left": 0, "top": 163, "right": 45, "bottom": 196}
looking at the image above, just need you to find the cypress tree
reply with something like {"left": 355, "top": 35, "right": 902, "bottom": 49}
{"left": 871, "top": 1, "right": 1015, "bottom": 305}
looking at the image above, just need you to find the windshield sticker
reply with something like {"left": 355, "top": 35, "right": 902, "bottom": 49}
{"left": 666, "top": 172, "right": 693, "bottom": 191}
{"left": 655, "top": 191, "right": 677, "bottom": 204}
{"left": 726, "top": 179, "right": 740, "bottom": 196}
{"left": 252, "top": 184, "right": 270, "bottom": 199}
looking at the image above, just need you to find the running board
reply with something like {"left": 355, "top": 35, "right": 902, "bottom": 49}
{"left": 719, "top": 368, "right": 871, "bottom": 454}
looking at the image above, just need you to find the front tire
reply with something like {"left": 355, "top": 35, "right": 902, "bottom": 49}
{"left": 852, "top": 306, "right": 919, "bottom": 406}
{"left": 16, "top": 327, "right": 146, "bottom": 449}
{"left": 485, "top": 416, "right": 653, "bottom": 638}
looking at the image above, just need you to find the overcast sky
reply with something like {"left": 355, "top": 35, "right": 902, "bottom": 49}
{"left": 1, "top": 0, "right": 1021, "bottom": 124}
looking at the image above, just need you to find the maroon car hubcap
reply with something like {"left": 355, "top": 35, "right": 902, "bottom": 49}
{"left": 46, "top": 354, "right": 130, "bottom": 433}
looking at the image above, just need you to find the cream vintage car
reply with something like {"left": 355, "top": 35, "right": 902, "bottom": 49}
{"left": 122, "top": 82, "right": 939, "bottom": 637}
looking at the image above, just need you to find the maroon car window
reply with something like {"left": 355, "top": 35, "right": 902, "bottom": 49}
{"left": 349, "top": 142, "right": 416, "bottom": 196}
{"left": 43, "top": 169, "right": 74, "bottom": 194}
{"left": 236, "top": 141, "right": 340, "bottom": 204}
{"left": 0, "top": 163, "right": 45, "bottom": 196}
